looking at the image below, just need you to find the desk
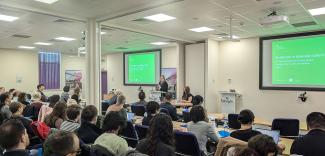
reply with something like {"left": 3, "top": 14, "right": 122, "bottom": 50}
{"left": 173, "top": 102, "right": 193, "bottom": 107}
{"left": 279, "top": 138, "right": 294, "bottom": 156}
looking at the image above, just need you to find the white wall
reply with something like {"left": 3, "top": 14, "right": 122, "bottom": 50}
{"left": 104, "top": 47, "right": 178, "bottom": 103}
{"left": 0, "top": 49, "right": 86, "bottom": 96}
{"left": 185, "top": 43, "right": 205, "bottom": 96}
{"left": 216, "top": 38, "right": 325, "bottom": 121}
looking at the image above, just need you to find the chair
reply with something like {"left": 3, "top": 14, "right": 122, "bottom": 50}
{"left": 135, "top": 124, "right": 149, "bottom": 140}
{"left": 120, "top": 121, "right": 139, "bottom": 148}
{"left": 271, "top": 118, "right": 299, "bottom": 137}
{"left": 182, "top": 111, "right": 191, "bottom": 123}
{"left": 174, "top": 131, "right": 202, "bottom": 156}
{"left": 101, "top": 101, "right": 111, "bottom": 115}
{"left": 228, "top": 114, "right": 241, "bottom": 129}
{"left": 131, "top": 105, "right": 146, "bottom": 116}
{"left": 160, "top": 108, "right": 170, "bottom": 116}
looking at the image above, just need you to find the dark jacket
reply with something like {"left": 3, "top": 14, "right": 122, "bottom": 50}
{"left": 160, "top": 102, "right": 178, "bottom": 121}
{"left": 159, "top": 81, "right": 168, "bottom": 93}
{"left": 142, "top": 114, "right": 154, "bottom": 126}
{"left": 136, "top": 139, "right": 175, "bottom": 156}
{"left": 290, "top": 129, "right": 325, "bottom": 156}
{"left": 3, "top": 150, "right": 30, "bottom": 156}
{"left": 77, "top": 121, "right": 103, "bottom": 144}
{"left": 10, "top": 116, "right": 34, "bottom": 137}
{"left": 230, "top": 128, "right": 261, "bottom": 142}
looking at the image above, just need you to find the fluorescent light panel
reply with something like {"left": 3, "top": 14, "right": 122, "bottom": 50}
{"left": 309, "top": 7, "right": 325, "bottom": 16}
{"left": 55, "top": 37, "right": 76, "bottom": 41}
{"left": 151, "top": 42, "right": 169, "bottom": 45}
{"left": 34, "top": 0, "right": 59, "bottom": 4}
{"left": 189, "top": 27, "right": 214, "bottom": 32}
{"left": 18, "top": 46, "right": 35, "bottom": 49}
{"left": 34, "top": 42, "right": 53, "bottom": 45}
{"left": 144, "top": 13, "right": 176, "bottom": 22}
{"left": 0, "top": 14, "right": 19, "bottom": 22}
{"left": 101, "top": 32, "right": 107, "bottom": 35}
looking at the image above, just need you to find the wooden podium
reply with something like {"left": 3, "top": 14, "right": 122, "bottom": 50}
{"left": 219, "top": 91, "right": 241, "bottom": 114}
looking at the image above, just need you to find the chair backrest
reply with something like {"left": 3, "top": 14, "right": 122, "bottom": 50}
{"left": 271, "top": 118, "right": 299, "bottom": 136}
{"left": 182, "top": 111, "right": 191, "bottom": 123}
{"left": 131, "top": 105, "right": 146, "bottom": 116}
{"left": 174, "top": 131, "right": 201, "bottom": 156}
{"left": 135, "top": 124, "right": 149, "bottom": 140}
{"left": 90, "top": 144, "right": 115, "bottom": 156}
{"left": 228, "top": 114, "right": 241, "bottom": 129}
{"left": 160, "top": 108, "right": 170, "bottom": 116}
{"left": 120, "top": 121, "right": 138, "bottom": 148}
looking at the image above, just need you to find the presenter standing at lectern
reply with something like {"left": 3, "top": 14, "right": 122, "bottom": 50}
{"left": 159, "top": 75, "right": 168, "bottom": 97}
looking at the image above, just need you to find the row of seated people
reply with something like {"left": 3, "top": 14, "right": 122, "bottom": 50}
{"left": 1, "top": 88, "right": 325, "bottom": 156}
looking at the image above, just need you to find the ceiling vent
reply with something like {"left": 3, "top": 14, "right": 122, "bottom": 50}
{"left": 116, "top": 47, "right": 128, "bottom": 50}
{"left": 291, "top": 21, "right": 317, "bottom": 27}
{"left": 131, "top": 18, "right": 154, "bottom": 24}
{"left": 53, "top": 19, "right": 74, "bottom": 23}
{"left": 11, "top": 34, "right": 31, "bottom": 38}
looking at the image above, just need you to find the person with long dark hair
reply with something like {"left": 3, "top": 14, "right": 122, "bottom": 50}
{"left": 181, "top": 86, "right": 193, "bottom": 103}
{"left": 159, "top": 75, "right": 168, "bottom": 97}
{"left": 136, "top": 113, "right": 175, "bottom": 156}
{"left": 44, "top": 101, "right": 67, "bottom": 129}
{"left": 187, "top": 105, "right": 218, "bottom": 154}
{"left": 17, "top": 92, "right": 30, "bottom": 105}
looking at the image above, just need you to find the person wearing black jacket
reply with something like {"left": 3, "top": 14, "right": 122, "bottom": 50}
{"left": 76, "top": 105, "right": 102, "bottom": 144}
{"left": 160, "top": 93, "right": 178, "bottom": 121}
{"left": 159, "top": 75, "right": 168, "bottom": 97}
{"left": 290, "top": 112, "right": 325, "bottom": 156}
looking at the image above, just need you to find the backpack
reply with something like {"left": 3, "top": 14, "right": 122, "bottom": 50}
{"left": 30, "top": 121, "right": 50, "bottom": 141}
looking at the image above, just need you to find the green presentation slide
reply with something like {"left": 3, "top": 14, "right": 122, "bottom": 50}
{"left": 272, "top": 36, "right": 325, "bottom": 85}
{"left": 128, "top": 52, "right": 156, "bottom": 84}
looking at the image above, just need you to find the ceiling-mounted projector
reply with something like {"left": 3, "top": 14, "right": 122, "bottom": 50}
{"left": 260, "top": 11, "right": 289, "bottom": 26}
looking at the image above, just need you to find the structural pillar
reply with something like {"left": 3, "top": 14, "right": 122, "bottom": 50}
{"left": 85, "top": 18, "right": 101, "bottom": 111}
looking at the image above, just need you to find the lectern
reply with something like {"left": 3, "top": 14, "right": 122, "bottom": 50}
{"left": 219, "top": 91, "right": 241, "bottom": 114}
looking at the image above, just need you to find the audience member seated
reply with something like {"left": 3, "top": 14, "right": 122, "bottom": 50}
{"left": 26, "top": 92, "right": 44, "bottom": 121}
{"left": 76, "top": 105, "right": 102, "bottom": 144}
{"left": 9, "top": 102, "right": 34, "bottom": 137}
{"left": 181, "top": 86, "right": 193, "bottom": 103}
{"left": 0, "top": 87, "right": 5, "bottom": 95}
{"left": 71, "top": 87, "right": 81, "bottom": 104}
{"left": 142, "top": 101, "right": 160, "bottom": 126}
{"left": 60, "top": 105, "right": 82, "bottom": 132}
{"left": 11, "top": 90, "right": 20, "bottom": 102}
{"left": 43, "top": 131, "right": 80, "bottom": 156}
{"left": 136, "top": 113, "right": 175, "bottom": 156}
{"left": 94, "top": 111, "right": 128, "bottom": 156}
{"left": 187, "top": 105, "right": 218, "bottom": 154}
{"left": 290, "top": 112, "right": 325, "bottom": 155}
{"left": 230, "top": 109, "right": 261, "bottom": 142}
{"left": 160, "top": 93, "right": 178, "bottom": 121}
{"left": 248, "top": 134, "right": 278, "bottom": 156}
{"left": 17, "top": 92, "right": 30, "bottom": 105}
{"left": 37, "top": 84, "right": 48, "bottom": 102}
{"left": 61, "top": 86, "right": 70, "bottom": 102}
{"left": 133, "top": 91, "right": 147, "bottom": 106}
{"left": 192, "top": 95, "right": 204, "bottom": 106}
{"left": 0, "top": 92, "right": 12, "bottom": 121}
{"left": 38, "top": 95, "right": 60, "bottom": 122}
{"left": 44, "top": 101, "right": 67, "bottom": 129}
{"left": 106, "top": 95, "right": 127, "bottom": 120}
{"left": 8, "top": 89, "right": 15, "bottom": 98}
{"left": 0, "top": 120, "right": 30, "bottom": 156}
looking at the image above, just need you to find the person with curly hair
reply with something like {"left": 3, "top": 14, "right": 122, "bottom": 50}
{"left": 136, "top": 113, "right": 175, "bottom": 156}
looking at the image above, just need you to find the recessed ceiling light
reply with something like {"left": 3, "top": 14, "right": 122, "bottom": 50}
{"left": 101, "top": 32, "right": 107, "bottom": 35}
{"left": 55, "top": 37, "right": 76, "bottom": 41}
{"left": 309, "top": 7, "right": 325, "bottom": 16}
{"left": 0, "top": 14, "right": 19, "bottom": 22}
{"left": 189, "top": 27, "right": 214, "bottom": 32}
{"left": 18, "top": 46, "right": 35, "bottom": 49}
{"left": 144, "top": 13, "right": 176, "bottom": 22}
{"left": 34, "top": 42, "right": 53, "bottom": 45}
{"left": 34, "top": 0, "right": 59, "bottom": 4}
{"left": 151, "top": 42, "right": 169, "bottom": 45}
{"left": 232, "top": 35, "right": 240, "bottom": 39}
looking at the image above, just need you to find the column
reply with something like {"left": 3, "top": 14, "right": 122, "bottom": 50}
{"left": 176, "top": 42, "right": 185, "bottom": 99}
{"left": 85, "top": 18, "right": 101, "bottom": 111}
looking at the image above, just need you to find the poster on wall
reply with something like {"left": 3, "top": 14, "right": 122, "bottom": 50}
{"left": 65, "top": 70, "right": 83, "bottom": 89}
{"left": 161, "top": 68, "right": 177, "bottom": 91}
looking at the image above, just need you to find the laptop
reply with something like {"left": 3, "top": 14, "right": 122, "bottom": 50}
{"left": 255, "top": 128, "right": 280, "bottom": 144}
{"left": 127, "top": 112, "right": 135, "bottom": 121}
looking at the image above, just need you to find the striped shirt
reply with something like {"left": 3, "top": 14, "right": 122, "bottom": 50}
{"left": 60, "top": 120, "right": 80, "bottom": 132}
